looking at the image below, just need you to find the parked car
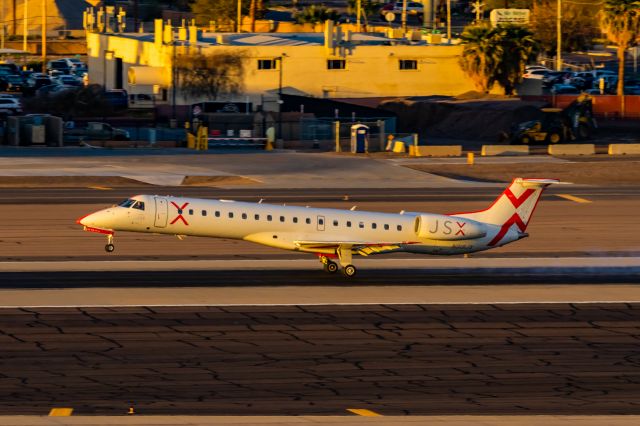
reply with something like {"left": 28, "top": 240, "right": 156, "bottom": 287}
{"left": 550, "top": 84, "right": 580, "bottom": 95}
{"left": 26, "top": 75, "right": 53, "bottom": 89}
{"left": 543, "top": 71, "right": 570, "bottom": 88}
{"left": 57, "top": 75, "right": 83, "bottom": 87}
{"left": 64, "top": 122, "right": 130, "bottom": 141}
{"left": 0, "top": 97, "right": 22, "bottom": 115}
{"left": 523, "top": 69, "right": 548, "bottom": 80}
{"left": 0, "top": 75, "right": 25, "bottom": 92}
{"left": 571, "top": 72, "right": 595, "bottom": 90}
{"left": 46, "top": 59, "right": 74, "bottom": 75}
{"left": 381, "top": 1, "right": 424, "bottom": 16}
{"left": 104, "top": 89, "right": 129, "bottom": 109}
{"left": 0, "top": 62, "right": 20, "bottom": 75}
{"left": 66, "top": 58, "right": 86, "bottom": 70}
{"left": 525, "top": 65, "right": 550, "bottom": 72}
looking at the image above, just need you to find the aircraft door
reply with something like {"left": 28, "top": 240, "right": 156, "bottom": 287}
{"left": 317, "top": 215, "right": 325, "bottom": 231}
{"left": 155, "top": 197, "right": 168, "bottom": 228}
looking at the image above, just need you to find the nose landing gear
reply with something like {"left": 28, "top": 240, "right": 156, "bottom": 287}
{"left": 105, "top": 234, "right": 115, "bottom": 253}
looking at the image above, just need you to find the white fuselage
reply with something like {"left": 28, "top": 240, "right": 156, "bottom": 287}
{"left": 79, "top": 194, "right": 524, "bottom": 257}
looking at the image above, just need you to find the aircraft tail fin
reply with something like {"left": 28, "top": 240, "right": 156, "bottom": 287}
{"left": 451, "top": 178, "right": 560, "bottom": 229}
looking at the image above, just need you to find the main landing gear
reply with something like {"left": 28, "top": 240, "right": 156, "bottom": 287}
{"left": 105, "top": 234, "right": 115, "bottom": 253}
{"left": 318, "top": 253, "right": 357, "bottom": 278}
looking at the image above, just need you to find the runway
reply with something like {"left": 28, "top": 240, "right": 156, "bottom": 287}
{"left": 0, "top": 182, "right": 638, "bottom": 422}
{"left": 0, "top": 303, "right": 639, "bottom": 416}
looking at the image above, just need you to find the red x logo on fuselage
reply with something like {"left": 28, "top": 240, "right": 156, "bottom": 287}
{"left": 170, "top": 202, "right": 189, "bottom": 226}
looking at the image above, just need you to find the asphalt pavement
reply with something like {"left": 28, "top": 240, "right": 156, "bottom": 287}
{"left": 0, "top": 303, "right": 639, "bottom": 416}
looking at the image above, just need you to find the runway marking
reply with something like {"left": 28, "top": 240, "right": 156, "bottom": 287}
{"left": 557, "top": 194, "right": 592, "bottom": 203}
{"left": 87, "top": 186, "right": 113, "bottom": 191}
{"left": 49, "top": 408, "right": 73, "bottom": 416}
{"left": 347, "top": 408, "right": 382, "bottom": 417}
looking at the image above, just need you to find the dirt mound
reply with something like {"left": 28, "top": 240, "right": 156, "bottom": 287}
{"left": 380, "top": 97, "right": 549, "bottom": 141}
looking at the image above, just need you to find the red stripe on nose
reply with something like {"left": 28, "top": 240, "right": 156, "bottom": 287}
{"left": 76, "top": 213, "right": 93, "bottom": 225}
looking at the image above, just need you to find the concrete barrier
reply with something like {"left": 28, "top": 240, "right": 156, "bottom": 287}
{"left": 608, "top": 144, "right": 640, "bottom": 155}
{"left": 548, "top": 144, "right": 595, "bottom": 156}
{"left": 481, "top": 145, "right": 530, "bottom": 156}
{"left": 415, "top": 146, "right": 462, "bottom": 157}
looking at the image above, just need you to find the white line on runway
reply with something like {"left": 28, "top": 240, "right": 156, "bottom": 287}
{"left": 1, "top": 257, "right": 640, "bottom": 272}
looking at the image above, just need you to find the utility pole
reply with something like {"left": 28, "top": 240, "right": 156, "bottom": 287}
{"left": 41, "top": 0, "right": 46, "bottom": 73}
{"left": 356, "top": 0, "right": 361, "bottom": 33}
{"left": 23, "top": 0, "right": 28, "bottom": 52}
{"left": 556, "top": 0, "right": 562, "bottom": 71}
{"left": 446, "top": 0, "right": 451, "bottom": 41}
{"left": 401, "top": 0, "right": 407, "bottom": 34}
{"left": 237, "top": 0, "right": 241, "bottom": 32}
{"left": 1, "top": 0, "right": 4, "bottom": 49}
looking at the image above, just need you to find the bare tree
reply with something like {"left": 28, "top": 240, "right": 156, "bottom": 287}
{"left": 175, "top": 51, "right": 247, "bottom": 100}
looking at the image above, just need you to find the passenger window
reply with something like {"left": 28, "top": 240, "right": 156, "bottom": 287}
{"left": 202, "top": 210, "right": 207, "bottom": 216}
{"left": 242, "top": 213, "right": 247, "bottom": 219}
{"left": 359, "top": 222, "right": 364, "bottom": 228}
{"left": 188, "top": 209, "right": 193, "bottom": 215}
{"left": 267, "top": 215, "right": 272, "bottom": 221}
{"left": 384, "top": 224, "right": 389, "bottom": 230}
{"left": 372, "top": 223, "right": 377, "bottom": 229}
{"left": 280, "top": 216, "right": 285, "bottom": 222}
{"left": 293, "top": 217, "right": 298, "bottom": 223}
{"left": 397, "top": 225, "right": 402, "bottom": 231}
{"left": 333, "top": 220, "right": 338, "bottom": 226}
{"left": 215, "top": 211, "right": 220, "bottom": 217}
{"left": 255, "top": 214, "right": 260, "bottom": 220}
{"left": 228, "top": 212, "right": 234, "bottom": 218}
{"left": 306, "top": 218, "right": 311, "bottom": 224}
{"left": 319, "top": 218, "right": 324, "bottom": 225}
{"left": 347, "top": 221, "right": 351, "bottom": 227}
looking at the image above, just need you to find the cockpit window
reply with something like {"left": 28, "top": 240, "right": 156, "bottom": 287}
{"left": 132, "top": 201, "right": 145, "bottom": 211}
{"left": 118, "top": 199, "right": 136, "bottom": 208}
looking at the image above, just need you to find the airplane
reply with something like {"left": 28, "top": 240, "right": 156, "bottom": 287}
{"left": 76, "top": 178, "right": 559, "bottom": 277}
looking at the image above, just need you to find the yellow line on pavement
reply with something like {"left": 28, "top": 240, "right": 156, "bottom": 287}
{"left": 557, "top": 194, "right": 592, "bottom": 204}
{"left": 347, "top": 408, "right": 382, "bottom": 416}
{"left": 88, "top": 186, "right": 113, "bottom": 191}
{"left": 49, "top": 408, "right": 73, "bottom": 416}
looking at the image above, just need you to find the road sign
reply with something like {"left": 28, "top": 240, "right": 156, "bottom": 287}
{"left": 385, "top": 12, "right": 396, "bottom": 22}
{"left": 489, "top": 9, "right": 530, "bottom": 26}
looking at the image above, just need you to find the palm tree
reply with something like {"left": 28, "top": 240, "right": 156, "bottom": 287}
{"left": 459, "top": 23, "right": 538, "bottom": 95}
{"left": 459, "top": 24, "right": 501, "bottom": 93}
{"left": 493, "top": 25, "right": 539, "bottom": 95}
{"left": 294, "top": 5, "right": 340, "bottom": 24}
{"left": 599, "top": 0, "right": 640, "bottom": 97}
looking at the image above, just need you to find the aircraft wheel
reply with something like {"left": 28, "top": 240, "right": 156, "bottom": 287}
{"left": 105, "top": 244, "right": 115, "bottom": 253}
{"left": 324, "top": 261, "right": 338, "bottom": 273}
{"left": 342, "top": 264, "right": 357, "bottom": 277}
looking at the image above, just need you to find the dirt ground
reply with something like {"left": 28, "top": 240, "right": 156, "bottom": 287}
{"left": 406, "top": 159, "right": 640, "bottom": 185}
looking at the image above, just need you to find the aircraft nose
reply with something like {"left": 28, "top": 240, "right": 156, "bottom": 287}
{"left": 76, "top": 212, "right": 94, "bottom": 226}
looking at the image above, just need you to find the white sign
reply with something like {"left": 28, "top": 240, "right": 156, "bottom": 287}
{"left": 490, "top": 9, "right": 530, "bottom": 26}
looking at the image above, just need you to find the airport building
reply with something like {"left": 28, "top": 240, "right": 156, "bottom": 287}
{"left": 86, "top": 18, "right": 475, "bottom": 109}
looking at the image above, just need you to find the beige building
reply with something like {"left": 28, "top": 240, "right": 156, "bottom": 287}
{"left": 86, "top": 19, "right": 475, "bottom": 108}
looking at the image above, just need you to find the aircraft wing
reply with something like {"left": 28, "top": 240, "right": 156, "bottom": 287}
{"left": 294, "top": 240, "right": 412, "bottom": 256}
